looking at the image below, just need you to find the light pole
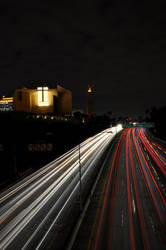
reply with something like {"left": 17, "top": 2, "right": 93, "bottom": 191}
{"left": 78, "top": 143, "right": 82, "bottom": 211}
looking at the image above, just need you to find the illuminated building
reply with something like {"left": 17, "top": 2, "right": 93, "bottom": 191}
{"left": 0, "top": 96, "right": 13, "bottom": 111}
{"left": 13, "top": 85, "right": 72, "bottom": 115}
{"left": 86, "top": 85, "right": 95, "bottom": 116}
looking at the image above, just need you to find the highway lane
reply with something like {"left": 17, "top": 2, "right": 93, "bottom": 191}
{"left": 0, "top": 129, "right": 115, "bottom": 215}
{"left": 0, "top": 126, "right": 121, "bottom": 249}
{"left": 72, "top": 128, "right": 166, "bottom": 250}
{"left": 0, "top": 129, "right": 112, "bottom": 203}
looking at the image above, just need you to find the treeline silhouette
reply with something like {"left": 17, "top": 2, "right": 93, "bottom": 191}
{"left": 145, "top": 106, "right": 166, "bottom": 141}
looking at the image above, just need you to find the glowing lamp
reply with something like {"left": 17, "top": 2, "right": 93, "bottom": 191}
{"left": 88, "top": 87, "right": 92, "bottom": 93}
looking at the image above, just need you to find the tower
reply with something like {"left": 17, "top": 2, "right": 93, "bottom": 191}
{"left": 86, "top": 85, "right": 95, "bottom": 117}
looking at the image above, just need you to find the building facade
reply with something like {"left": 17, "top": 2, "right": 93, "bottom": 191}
{"left": 0, "top": 96, "right": 13, "bottom": 111}
{"left": 13, "top": 85, "right": 72, "bottom": 115}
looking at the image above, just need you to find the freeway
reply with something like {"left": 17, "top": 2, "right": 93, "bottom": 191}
{"left": 0, "top": 126, "right": 121, "bottom": 250}
{"left": 72, "top": 128, "right": 166, "bottom": 250}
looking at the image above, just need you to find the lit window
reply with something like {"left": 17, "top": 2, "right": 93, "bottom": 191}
{"left": 37, "top": 87, "right": 49, "bottom": 106}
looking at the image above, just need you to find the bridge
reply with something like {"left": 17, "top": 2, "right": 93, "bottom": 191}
{"left": 0, "top": 125, "right": 165, "bottom": 250}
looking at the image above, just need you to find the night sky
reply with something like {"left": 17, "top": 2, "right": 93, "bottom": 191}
{"left": 0, "top": 0, "right": 166, "bottom": 117}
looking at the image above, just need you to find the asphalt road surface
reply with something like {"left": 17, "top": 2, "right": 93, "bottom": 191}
{"left": 72, "top": 128, "right": 166, "bottom": 250}
{"left": 0, "top": 127, "right": 118, "bottom": 250}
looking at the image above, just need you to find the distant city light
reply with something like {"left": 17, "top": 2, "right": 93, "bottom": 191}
{"left": 88, "top": 87, "right": 92, "bottom": 93}
{"left": 0, "top": 96, "right": 13, "bottom": 111}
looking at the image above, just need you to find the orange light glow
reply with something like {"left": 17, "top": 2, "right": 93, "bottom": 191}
{"left": 88, "top": 87, "right": 92, "bottom": 93}
{"left": 0, "top": 97, "right": 13, "bottom": 103}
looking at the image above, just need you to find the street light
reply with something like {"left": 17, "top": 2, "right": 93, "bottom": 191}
{"left": 78, "top": 143, "right": 82, "bottom": 211}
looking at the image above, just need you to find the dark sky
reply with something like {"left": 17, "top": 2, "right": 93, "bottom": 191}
{"left": 0, "top": 0, "right": 166, "bottom": 117}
